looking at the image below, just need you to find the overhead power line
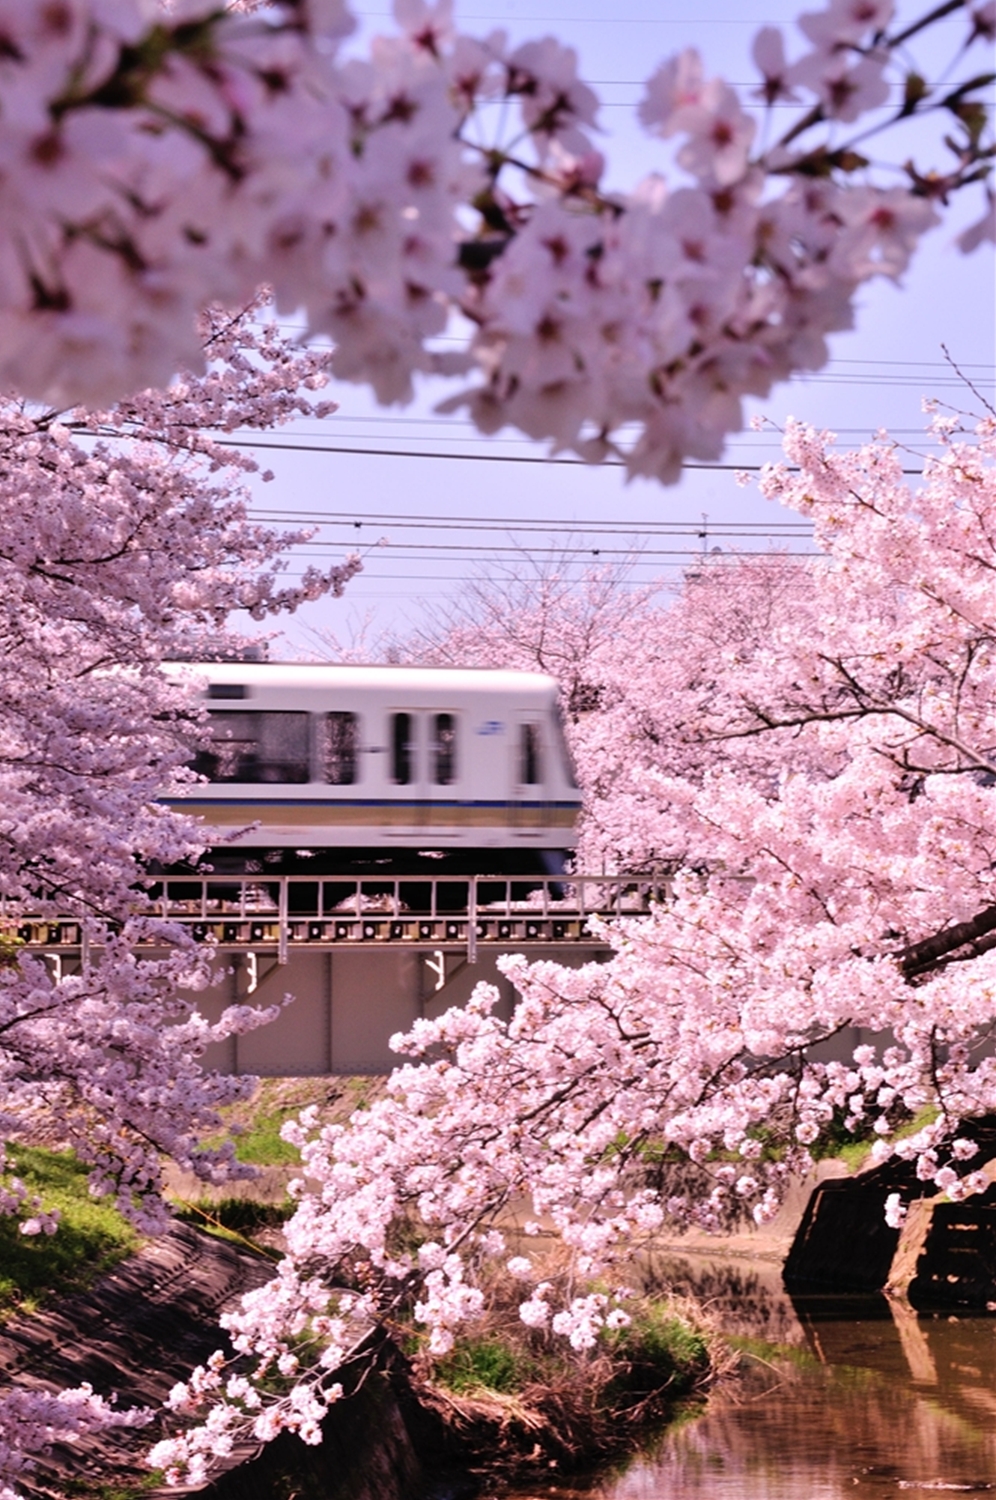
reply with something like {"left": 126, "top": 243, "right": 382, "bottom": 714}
{"left": 247, "top": 505, "right": 811, "bottom": 531}
{"left": 275, "top": 541, "right": 821, "bottom": 558}
{"left": 218, "top": 436, "right": 929, "bottom": 474}
{"left": 354, "top": 10, "right": 795, "bottom": 23}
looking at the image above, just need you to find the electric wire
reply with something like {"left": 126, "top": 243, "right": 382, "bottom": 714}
{"left": 213, "top": 435, "right": 934, "bottom": 474}
{"left": 247, "top": 508, "right": 812, "bottom": 530}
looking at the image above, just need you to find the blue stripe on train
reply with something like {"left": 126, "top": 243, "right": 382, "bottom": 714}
{"left": 165, "top": 798, "right": 579, "bottom": 809}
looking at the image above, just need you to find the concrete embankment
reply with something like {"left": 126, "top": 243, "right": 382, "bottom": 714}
{"left": 11, "top": 1143, "right": 996, "bottom": 1499}
{"left": 784, "top": 1119, "right": 996, "bottom": 1309}
{"left": 0, "top": 1222, "right": 452, "bottom": 1500}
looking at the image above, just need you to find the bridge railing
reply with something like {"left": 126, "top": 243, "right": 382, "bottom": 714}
{"left": 156, "top": 872, "right": 668, "bottom": 963}
{"left": 8, "top": 873, "right": 669, "bottom": 965}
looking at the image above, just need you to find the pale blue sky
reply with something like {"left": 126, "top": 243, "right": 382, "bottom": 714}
{"left": 232, "top": 0, "right": 996, "bottom": 654}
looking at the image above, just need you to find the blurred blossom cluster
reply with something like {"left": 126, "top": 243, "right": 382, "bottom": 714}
{"left": 0, "top": 0, "right": 990, "bottom": 474}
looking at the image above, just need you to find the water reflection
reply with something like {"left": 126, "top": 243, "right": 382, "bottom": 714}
{"left": 497, "top": 1256, "right": 996, "bottom": 1500}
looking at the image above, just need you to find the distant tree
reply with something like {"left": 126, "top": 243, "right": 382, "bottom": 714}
{"left": 575, "top": 549, "right": 813, "bottom": 870}
{"left": 391, "top": 547, "right": 661, "bottom": 718}
{"left": 301, "top": 608, "right": 397, "bottom": 667}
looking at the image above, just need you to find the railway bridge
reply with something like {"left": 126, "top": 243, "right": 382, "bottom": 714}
{"left": 15, "top": 873, "right": 664, "bottom": 1074}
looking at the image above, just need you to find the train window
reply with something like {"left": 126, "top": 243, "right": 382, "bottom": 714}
{"left": 432, "top": 713, "right": 457, "bottom": 785}
{"left": 519, "top": 722, "right": 542, "bottom": 785}
{"left": 391, "top": 712, "right": 413, "bottom": 785}
{"left": 193, "top": 711, "right": 310, "bottom": 783}
{"left": 319, "top": 712, "right": 359, "bottom": 785}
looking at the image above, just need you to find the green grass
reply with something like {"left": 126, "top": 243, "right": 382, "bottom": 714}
{"left": 430, "top": 1299, "right": 710, "bottom": 1411}
{"left": 835, "top": 1138, "right": 876, "bottom": 1173}
{"left": 229, "top": 1108, "right": 302, "bottom": 1166}
{"left": 0, "top": 1145, "right": 137, "bottom": 1318}
{"left": 174, "top": 1195, "right": 291, "bottom": 1255}
{"left": 176, "top": 1195, "right": 292, "bottom": 1233}
{"left": 61, "top": 1473, "right": 166, "bottom": 1500}
{"left": 604, "top": 1302, "right": 710, "bottom": 1401}
{"left": 211, "top": 1077, "right": 386, "bottom": 1168}
{"left": 823, "top": 1103, "right": 943, "bottom": 1175}
{"left": 433, "top": 1334, "right": 538, "bottom": 1395}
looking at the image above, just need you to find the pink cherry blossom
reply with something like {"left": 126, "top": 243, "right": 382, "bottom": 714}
{"left": 788, "top": 47, "right": 891, "bottom": 121}
{"left": 798, "top": 0, "right": 895, "bottom": 49}
{"left": 0, "top": 0, "right": 984, "bottom": 479}
{"left": 0, "top": 295, "right": 362, "bottom": 1497}
{"left": 153, "top": 411, "right": 996, "bottom": 1485}
{"left": 752, "top": 28, "right": 799, "bottom": 106}
{"left": 0, "top": 0, "right": 991, "bottom": 1488}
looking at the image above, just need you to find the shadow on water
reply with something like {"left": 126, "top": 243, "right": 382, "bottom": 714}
{"left": 496, "top": 1255, "right": 996, "bottom": 1500}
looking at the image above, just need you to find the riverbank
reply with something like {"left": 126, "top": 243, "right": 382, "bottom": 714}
{"left": 0, "top": 1221, "right": 273, "bottom": 1499}
{"left": 0, "top": 1214, "right": 720, "bottom": 1499}
{"left": 0, "top": 1081, "right": 859, "bottom": 1499}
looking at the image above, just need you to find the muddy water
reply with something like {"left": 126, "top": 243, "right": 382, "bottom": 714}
{"left": 497, "top": 1253, "right": 996, "bottom": 1500}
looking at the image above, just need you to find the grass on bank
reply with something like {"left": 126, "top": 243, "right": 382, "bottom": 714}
{"left": 813, "top": 1102, "right": 942, "bottom": 1175}
{"left": 60, "top": 1472, "right": 166, "bottom": 1500}
{"left": 0, "top": 1145, "right": 137, "bottom": 1318}
{"left": 173, "top": 1194, "right": 293, "bottom": 1256}
{"left": 432, "top": 1332, "right": 536, "bottom": 1395}
{"left": 426, "top": 1299, "right": 711, "bottom": 1404}
{"left": 213, "top": 1076, "right": 387, "bottom": 1167}
{"left": 420, "top": 1284, "right": 713, "bottom": 1475}
{"left": 603, "top": 1300, "right": 710, "bottom": 1405}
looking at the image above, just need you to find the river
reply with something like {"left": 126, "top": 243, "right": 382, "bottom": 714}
{"left": 498, "top": 1251, "right": 996, "bottom": 1499}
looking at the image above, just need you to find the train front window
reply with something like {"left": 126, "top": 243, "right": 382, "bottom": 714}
{"left": 519, "top": 722, "right": 542, "bottom": 785}
{"left": 193, "top": 711, "right": 310, "bottom": 783}
{"left": 432, "top": 713, "right": 457, "bottom": 785}
{"left": 320, "top": 712, "right": 359, "bottom": 785}
{"left": 391, "top": 712, "right": 413, "bottom": 785}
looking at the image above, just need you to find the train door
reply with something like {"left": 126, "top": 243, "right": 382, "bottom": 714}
{"left": 427, "top": 710, "right": 458, "bottom": 808}
{"left": 510, "top": 713, "right": 548, "bottom": 835}
{"left": 388, "top": 708, "right": 424, "bottom": 827}
{"left": 388, "top": 709, "right": 460, "bottom": 828}
{"left": 387, "top": 708, "right": 462, "bottom": 908}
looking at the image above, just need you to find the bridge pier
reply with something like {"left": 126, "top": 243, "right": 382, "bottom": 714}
{"left": 186, "top": 941, "right": 610, "bottom": 1076}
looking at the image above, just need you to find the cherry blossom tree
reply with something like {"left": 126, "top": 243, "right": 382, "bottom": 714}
{"left": 0, "top": 299, "right": 360, "bottom": 1492}
{"left": 0, "top": 0, "right": 991, "bottom": 478}
{"left": 0, "top": 0, "right": 992, "bottom": 1485}
{"left": 151, "top": 406, "right": 996, "bottom": 1481}
{"left": 575, "top": 548, "right": 818, "bottom": 870}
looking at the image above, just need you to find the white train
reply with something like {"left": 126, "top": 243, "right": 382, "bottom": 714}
{"left": 160, "top": 662, "right": 581, "bottom": 877}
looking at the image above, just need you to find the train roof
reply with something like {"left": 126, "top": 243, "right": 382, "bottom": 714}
{"left": 162, "top": 661, "right": 561, "bottom": 696}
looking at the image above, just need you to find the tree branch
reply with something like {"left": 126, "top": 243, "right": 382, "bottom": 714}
{"left": 900, "top": 903, "right": 996, "bottom": 978}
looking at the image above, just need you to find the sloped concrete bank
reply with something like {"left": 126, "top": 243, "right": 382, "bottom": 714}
{"left": 0, "top": 1222, "right": 463, "bottom": 1500}
{"left": 0, "top": 1216, "right": 715, "bottom": 1500}
{"left": 0, "top": 1222, "right": 268, "bottom": 1499}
